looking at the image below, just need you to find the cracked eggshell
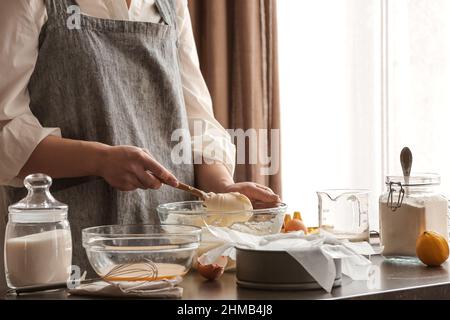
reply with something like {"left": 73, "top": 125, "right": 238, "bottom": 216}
{"left": 197, "top": 255, "right": 228, "bottom": 281}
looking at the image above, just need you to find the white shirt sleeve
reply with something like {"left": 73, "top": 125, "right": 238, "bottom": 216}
{"left": 0, "top": 0, "right": 61, "bottom": 187}
{"left": 175, "top": 0, "right": 236, "bottom": 177}
{"left": 0, "top": 0, "right": 236, "bottom": 188}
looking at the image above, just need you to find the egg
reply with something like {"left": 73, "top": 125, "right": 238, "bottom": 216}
{"left": 285, "top": 219, "right": 308, "bottom": 234}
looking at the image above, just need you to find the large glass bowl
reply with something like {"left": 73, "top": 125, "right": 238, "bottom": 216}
{"left": 157, "top": 201, "right": 287, "bottom": 234}
{"left": 157, "top": 201, "right": 287, "bottom": 259}
{"left": 82, "top": 225, "right": 201, "bottom": 282}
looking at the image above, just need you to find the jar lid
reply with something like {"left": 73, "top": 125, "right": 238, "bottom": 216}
{"left": 386, "top": 173, "right": 441, "bottom": 186}
{"left": 8, "top": 174, "right": 68, "bottom": 222}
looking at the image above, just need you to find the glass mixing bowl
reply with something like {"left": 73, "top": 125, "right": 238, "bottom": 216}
{"left": 157, "top": 201, "right": 287, "bottom": 263}
{"left": 157, "top": 201, "right": 287, "bottom": 235}
{"left": 82, "top": 225, "right": 201, "bottom": 282}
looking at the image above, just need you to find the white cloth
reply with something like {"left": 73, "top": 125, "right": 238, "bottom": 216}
{"left": 201, "top": 227, "right": 375, "bottom": 293}
{"left": 0, "top": 0, "right": 236, "bottom": 186}
{"left": 69, "top": 277, "right": 183, "bottom": 299}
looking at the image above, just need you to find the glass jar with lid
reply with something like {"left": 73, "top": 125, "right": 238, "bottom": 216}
{"left": 4, "top": 174, "right": 72, "bottom": 288}
{"left": 379, "top": 173, "right": 448, "bottom": 260}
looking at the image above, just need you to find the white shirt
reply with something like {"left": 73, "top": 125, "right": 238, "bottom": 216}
{"left": 0, "top": 0, "right": 236, "bottom": 187}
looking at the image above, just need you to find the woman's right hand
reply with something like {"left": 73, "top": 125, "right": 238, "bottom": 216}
{"left": 18, "top": 137, "right": 178, "bottom": 192}
{"left": 97, "top": 145, "right": 178, "bottom": 192}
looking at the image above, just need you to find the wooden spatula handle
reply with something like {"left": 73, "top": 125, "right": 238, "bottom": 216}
{"left": 176, "top": 182, "right": 206, "bottom": 200}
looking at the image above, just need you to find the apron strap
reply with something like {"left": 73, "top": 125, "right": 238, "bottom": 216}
{"left": 155, "top": 0, "right": 179, "bottom": 47}
{"left": 155, "top": 0, "right": 177, "bottom": 29}
{"left": 44, "top": 0, "right": 79, "bottom": 21}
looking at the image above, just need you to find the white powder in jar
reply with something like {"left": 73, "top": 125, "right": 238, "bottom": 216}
{"left": 380, "top": 195, "right": 449, "bottom": 257}
{"left": 5, "top": 229, "right": 72, "bottom": 287}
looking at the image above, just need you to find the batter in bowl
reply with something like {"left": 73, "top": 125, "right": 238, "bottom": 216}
{"left": 201, "top": 192, "right": 254, "bottom": 232}
{"left": 203, "top": 192, "right": 253, "bottom": 212}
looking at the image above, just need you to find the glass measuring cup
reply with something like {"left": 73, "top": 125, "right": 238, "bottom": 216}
{"left": 317, "top": 189, "right": 370, "bottom": 242}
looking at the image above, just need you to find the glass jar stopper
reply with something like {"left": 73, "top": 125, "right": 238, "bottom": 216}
{"left": 9, "top": 174, "right": 67, "bottom": 214}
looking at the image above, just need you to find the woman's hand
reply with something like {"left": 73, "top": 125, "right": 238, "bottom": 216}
{"left": 222, "top": 182, "right": 281, "bottom": 205}
{"left": 19, "top": 136, "right": 178, "bottom": 192}
{"left": 98, "top": 146, "right": 178, "bottom": 192}
{"left": 195, "top": 163, "right": 281, "bottom": 205}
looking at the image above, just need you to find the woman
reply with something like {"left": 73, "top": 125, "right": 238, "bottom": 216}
{"left": 0, "top": 0, "right": 280, "bottom": 272}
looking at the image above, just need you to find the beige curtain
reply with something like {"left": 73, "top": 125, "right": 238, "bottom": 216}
{"left": 188, "top": 0, "right": 282, "bottom": 196}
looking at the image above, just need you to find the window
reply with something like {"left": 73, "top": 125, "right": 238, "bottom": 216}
{"left": 278, "top": 0, "right": 450, "bottom": 230}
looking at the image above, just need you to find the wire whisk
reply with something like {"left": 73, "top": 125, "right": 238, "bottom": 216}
{"left": 101, "top": 259, "right": 159, "bottom": 282}
{"left": 7, "top": 258, "right": 160, "bottom": 295}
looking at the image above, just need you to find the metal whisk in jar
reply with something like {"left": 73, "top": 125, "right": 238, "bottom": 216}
{"left": 379, "top": 174, "right": 448, "bottom": 259}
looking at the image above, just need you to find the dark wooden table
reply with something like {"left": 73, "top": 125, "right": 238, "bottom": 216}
{"left": 2, "top": 255, "right": 450, "bottom": 300}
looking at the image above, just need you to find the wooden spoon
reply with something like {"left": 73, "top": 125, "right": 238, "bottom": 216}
{"left": 175, "top": 182, "right": 207, "bottom": 200}
{"left": 400, "top": 147, "right": 413, "bottom": 185}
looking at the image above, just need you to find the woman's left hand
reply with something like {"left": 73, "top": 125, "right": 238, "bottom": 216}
{"left": 195, "top": 163, "right": 281, "bottom": 205}
{"left": 222, "top": 182, "right": 281, "bottom": 204}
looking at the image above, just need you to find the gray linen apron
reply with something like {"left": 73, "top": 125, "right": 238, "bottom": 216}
{"left": 4, "top": 0, "right": 194, "bottom": 274}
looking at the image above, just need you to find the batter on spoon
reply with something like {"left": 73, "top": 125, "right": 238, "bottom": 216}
{"left": 203, "top": 192, "right": 253, "bottom": 212}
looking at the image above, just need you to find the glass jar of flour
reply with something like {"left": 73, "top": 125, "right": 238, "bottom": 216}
{"left": 4, "top": 174, "right": 72, "bottom": 288}
{"left": 379, "top": 174, "right": 448, "bottom": 260}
